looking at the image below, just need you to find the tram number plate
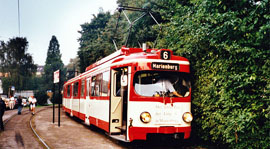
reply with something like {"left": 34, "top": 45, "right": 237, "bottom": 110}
{"left": 151, "top": 62, "right": 179, "bottom": 71}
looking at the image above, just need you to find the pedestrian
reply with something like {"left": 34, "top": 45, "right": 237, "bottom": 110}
{"left": 28, "top": 96, "right": 33, "bottom": 111}
{"left": 0, "top": 95, "right": 6, "bottom": 131}
{"left": 28, "top": 96, "right": 37, "bottom": 115}
{"left": 17, "top": 96, "right": 23, "bottom": 115}
{"left": 9, "top": 95, "right": 15, "bottom": 110}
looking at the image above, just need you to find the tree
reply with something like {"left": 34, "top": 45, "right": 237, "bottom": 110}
{"left": 65, "top": 57, "right": 79, "bottom": 80}
{"left": 78, "top": 10, "right": 112, "bottom": 72}
{"left": 44, "top": 35, "right": 65, "bottom": 88}
{"left": 0, "top": 37, "right": 37, "bottom": 94}
{"left": 77, "top": 4, "right": 163, "bottom": 72}
{"left": 37, "top": 35, "right": 66, "bottom": 105}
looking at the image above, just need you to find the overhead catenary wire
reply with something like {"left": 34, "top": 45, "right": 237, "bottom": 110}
{"left": 17, "top": 0, "right": 21, "bottom": 37}
{"left": 112, "top": 6, "right": 162, "bottom": 50}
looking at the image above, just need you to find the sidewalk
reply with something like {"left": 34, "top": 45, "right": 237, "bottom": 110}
{"left": 32, "top": 107, "right": 123, "bottom": 148}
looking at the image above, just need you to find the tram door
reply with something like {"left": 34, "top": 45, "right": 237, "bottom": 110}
{"left": 110, "top": 68, "right": 128, "bottom": 135}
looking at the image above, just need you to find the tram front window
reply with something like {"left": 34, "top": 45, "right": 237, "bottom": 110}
{"left": 134, "top": 71, "right": 191, "bottom": 97}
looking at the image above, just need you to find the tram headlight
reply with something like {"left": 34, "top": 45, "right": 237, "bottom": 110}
{"left": 140, "top": 112, "right": 151, "bottom": 123}
{"left": 182, "top": 112, "right": 193, "bottom": 123}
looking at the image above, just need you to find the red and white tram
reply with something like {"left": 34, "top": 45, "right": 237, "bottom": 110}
{"left": 62, "top": 46, "right": 193, "bottom": 142}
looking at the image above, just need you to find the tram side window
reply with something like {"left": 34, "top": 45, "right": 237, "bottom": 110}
{"left": 114, "top": 72, "right": 121, "bottom": 97}
{"left": 81, "top": 79, "right": 85, "bottom": 97}
{"left": 67, "top": 85, "right": 71, "bottom": 97}
{"left": 87, "top": 79, "right": 90, "bottom": 96}
{"left": 73, "top": 82, "right": 79, "bottom": 97}
{"left": 91, "top": 76, "right": 96, "bottom": 96}
{"left": 91, "top": 76, "right": 101, "bottom": 96}
{"left": 101, "top": 71, "right": 109, "bottom": 96}
{"left": 89, "top": 79, "right": 93, "bottom": 97}
{"left": 90, "top": 72, "right": 109, "bottom": 97}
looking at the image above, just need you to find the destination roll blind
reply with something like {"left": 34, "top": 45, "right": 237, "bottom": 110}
{"left": 151, "top": 62, "right": 179, "bottom": 71}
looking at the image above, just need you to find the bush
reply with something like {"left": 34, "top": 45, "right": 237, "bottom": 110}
{"left": 157, "top": 0, "right": 270, "bottom": 148}
{"left": 34, "top": 90, "right": 48, "bottom": 105}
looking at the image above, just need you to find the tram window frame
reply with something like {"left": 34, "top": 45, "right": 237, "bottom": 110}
{"left": 67, "top": 84, "right": 71, "bottom": 97}
{"left": 101, "top": 71, "right": 109, "bottom": 96}
{"left": 90, "top": 72, "right": 109, "bottom": 97}
{"left": 87, "top": 79, "right": 90, "bottom": 97}
{"left": 114, "top": 72, "right": 121, "bottom": 97}
{"left": 133, "top": 71, "right": 191, "bottom": 97}
{"left": 91, "top": 75, "right": 102, "bottom": 97}
{"left": 81, "top": 79, "right": 85, "bottom": 97}
{"left": 63, "top": 86, "right": 66, "bottom": 97}
{"left": 91, "top": 76, "right": 96, "bottom": 96}
{"left": 73, "top": 81, "right": 79, "bottom": 98}
{"left": 96, "top": 74, "right": 102, "bottom": 96}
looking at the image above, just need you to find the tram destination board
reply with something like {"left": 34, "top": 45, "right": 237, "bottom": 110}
{"left": 151, "top": 62, "right": 179, "bottom": 71}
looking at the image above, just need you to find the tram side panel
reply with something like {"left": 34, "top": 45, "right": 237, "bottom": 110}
{"left": 63, "top": 84, "right": 72, "bottom": 114}
{"left": 89, "top": 99, "right": 110, "bottom": 132}
{"left": 63, "top": 81, "right": 81, "bottom": 118}
{"left": 63, "top": 98, "right": 72, "bottom": 114}
{"left": 87, "top": 71, "right": 111, "bottom": 132}
{"left": 79, "top": 78, "right": 86, "bottom": 121}
{"left": 71, "top": 81, "right": 80, "bottom": 117}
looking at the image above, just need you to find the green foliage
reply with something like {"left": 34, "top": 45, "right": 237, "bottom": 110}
{"left": 77, "top": 1, "right": 165, "bottom": 72}
{"left": 65, "top": 58, "right": 79, "bottom": 80}
{"left": 1, "top": 77, "right": 13, "bottom": 95}
{"left": 0, "top": 37, "right": 37, "bottom": 94}
{"left": 78, "top": 10, "right": 113, "bottom": 72}
{"left": 34, "top": 90, "right": 48, "bottom": 105}
{"left": 156, "top": 0, "right": 270, "bottom": 148}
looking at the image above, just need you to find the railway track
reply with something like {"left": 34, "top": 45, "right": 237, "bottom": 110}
{"left": 29, "top": 107, "right": 51, "bottom": 149}
{"left": 1, "top": 107, "right": 51, "bottom": 148}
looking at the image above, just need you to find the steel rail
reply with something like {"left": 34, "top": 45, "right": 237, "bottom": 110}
{"left": 29, "top": 107, "right": 52, "bottom": 149}
{"left": 2, "top": 106, "right": 54, "bottom": 149}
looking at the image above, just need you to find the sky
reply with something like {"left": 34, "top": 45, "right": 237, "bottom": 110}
{"left": 0, "top": 0, "right": 118, "bottom": 65}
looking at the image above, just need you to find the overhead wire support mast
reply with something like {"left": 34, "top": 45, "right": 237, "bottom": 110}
{"left": 112, "top": 6, "right": 162, "bottom": 51}
{"left": 17, "top": 0, "right": 21, "bottom": 37}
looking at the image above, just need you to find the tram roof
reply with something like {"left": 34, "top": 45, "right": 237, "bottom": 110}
{"left": 85, "top": 46, "right": 189, "bottom": 71}
{"left": 65, "top": 46, "right": 189, "bottom": 84}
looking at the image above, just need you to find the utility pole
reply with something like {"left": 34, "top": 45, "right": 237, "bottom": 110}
{"left": 17, "top": 0, "right": 21, "bottom": 36}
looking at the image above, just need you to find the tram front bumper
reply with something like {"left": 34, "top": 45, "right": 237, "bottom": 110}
{"left": 128, "top": 126, "right": 191, "bottom": 142}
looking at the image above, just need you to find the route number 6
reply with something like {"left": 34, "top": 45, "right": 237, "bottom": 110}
{"left": 161, "top": 51, "right": 171, "bottom": 60}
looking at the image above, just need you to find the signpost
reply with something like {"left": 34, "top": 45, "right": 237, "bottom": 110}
{"left": 54, "top": 70, "right": 60, "bottom": 83}
{"left": 53, "top": 70, "right": 61, "bottom": 127}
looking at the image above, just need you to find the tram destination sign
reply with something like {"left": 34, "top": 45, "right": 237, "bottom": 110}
{"left": 151, "top": 62, "right": 179, "bottom": 71}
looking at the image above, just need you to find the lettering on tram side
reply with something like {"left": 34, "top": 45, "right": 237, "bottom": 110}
{"left": 154, "top": 104, "right": 181, "bottom": 124}
{"left": 151, "top": 62, "right": 179, "bottom": 71}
